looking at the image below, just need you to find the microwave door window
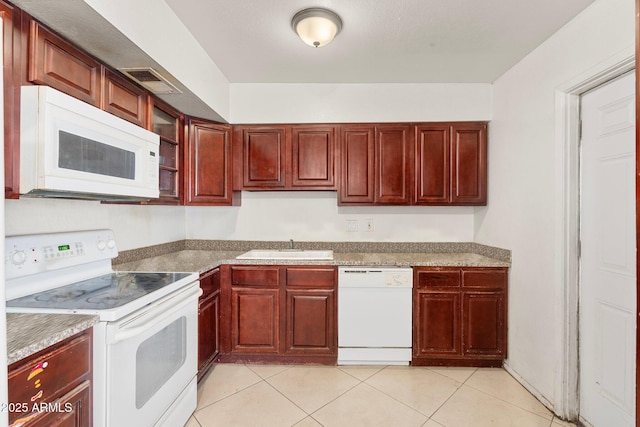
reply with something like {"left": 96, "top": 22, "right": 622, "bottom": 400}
{"left": 58, "top": 130, "right": 136, "bottom": 180}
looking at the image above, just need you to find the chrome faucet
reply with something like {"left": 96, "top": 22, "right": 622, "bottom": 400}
{"left": 289, "top": 239, "right": 295, "bottom": 250}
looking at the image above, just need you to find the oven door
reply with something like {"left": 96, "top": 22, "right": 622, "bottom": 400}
{"left": 105, "top": 282, "right": 200, "bottom": 427}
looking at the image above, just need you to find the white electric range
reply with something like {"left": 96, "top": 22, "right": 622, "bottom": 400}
{"left": 5, "top": 229, "right": 201, "bottom": 427}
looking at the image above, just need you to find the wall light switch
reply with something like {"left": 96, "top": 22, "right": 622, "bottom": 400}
{"left": 346, "top": 220, "right": 359, "bottom": 232}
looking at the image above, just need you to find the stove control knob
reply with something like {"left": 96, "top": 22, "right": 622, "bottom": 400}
{"left": 107, "top": 239, "right": 116, "bottom": 249}
{"left": 11, "top": 250, "right": 26, "bottom": 265}
{"left": 97, "top": 240, "right": 107, "bottom": 251}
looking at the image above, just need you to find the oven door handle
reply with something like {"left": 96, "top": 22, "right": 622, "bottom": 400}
{"left": 107, "top": 285, "right": 202, "bottom": 344}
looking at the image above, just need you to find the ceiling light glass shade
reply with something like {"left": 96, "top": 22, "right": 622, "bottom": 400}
{"left": 291, "top": 8, "right": 342, "bottom": 48}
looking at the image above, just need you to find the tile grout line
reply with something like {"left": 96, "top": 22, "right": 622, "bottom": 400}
{"left": 421, "top": 367, "right": 478, "bottom": 426}
{"left": 461, "top": 381, "right": 556, "bottom": 422}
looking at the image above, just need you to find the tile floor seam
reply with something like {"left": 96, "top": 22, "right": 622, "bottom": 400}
{"left": 412, "top": 370, "right": 469, "bottom": 424}
{"left": 284, "top": 371, "right": 368, "bottom": 422}
{"left": 448, "top": 382, "right": 554, "bottom": 424}
{"left": 353, "top": 381, "right": 430, "bottom": 421}
{"left": 261, "top": 373, "right": 334, "bottom": 423}
{"left": 194, "top": 371, "right": 266, "bottom": 414}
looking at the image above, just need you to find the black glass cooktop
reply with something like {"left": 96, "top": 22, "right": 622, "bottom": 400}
{"left": 7, "top": 272, "right": 192, "bottom": 310}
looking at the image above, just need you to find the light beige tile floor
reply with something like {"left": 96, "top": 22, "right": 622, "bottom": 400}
{"left": 185, "top": 364, "right": 578, "bottom": 427}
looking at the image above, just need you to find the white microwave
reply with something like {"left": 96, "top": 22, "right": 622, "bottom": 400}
{"left": 20, "top": 86, "right": 160, "bottom": 200}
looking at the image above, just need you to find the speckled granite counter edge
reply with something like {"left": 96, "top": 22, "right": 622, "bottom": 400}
{"left": 114, "top": 240, "right": 511, "bottom": 265}
{"left": 7, "top": 313, "right": 99, "bottom": 365}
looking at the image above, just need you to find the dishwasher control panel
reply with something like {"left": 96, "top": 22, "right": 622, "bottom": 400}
{"left": 338, "top": 267, "right": 413, "bottom": 288}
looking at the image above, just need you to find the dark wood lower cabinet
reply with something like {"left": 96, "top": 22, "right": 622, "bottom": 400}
{"left": 413, "top": 266, "right": 507, "bottom": 367}
{"left": 219, "top": 265, "right": 337, "bottom": 364}
{"left": 8, "top": 329, "right": 92, "bottom": 427}
{"left": 198, "top": 268, "right": 221, "bottom": 380}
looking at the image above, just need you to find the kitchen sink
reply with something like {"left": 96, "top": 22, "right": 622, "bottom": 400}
{"left": 235, "top": 249, "right": 334, "bottom": 260}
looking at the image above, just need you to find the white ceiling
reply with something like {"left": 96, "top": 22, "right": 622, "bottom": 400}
{"left": 164, "top": 0, "right": 596, "bottom": 84}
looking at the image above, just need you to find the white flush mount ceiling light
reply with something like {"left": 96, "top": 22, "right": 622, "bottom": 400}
{"left": 291, "top": 7, "right": 343, "bottom": 48}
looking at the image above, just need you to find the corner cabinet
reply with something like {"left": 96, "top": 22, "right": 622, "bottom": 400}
{"left": 412, "top": 266, "right": 507, "bottom": 367}
{"left": 185, "top": 118, "right": 236, "bottom": 205}
{"left": 8, "top": 329, "right": 92, "bottom": 427}
{"left": 198, "top": 267, "right": 220, "bottom": 380}
{"left": 219, "top": 265, "right": 337, "bottom": 364}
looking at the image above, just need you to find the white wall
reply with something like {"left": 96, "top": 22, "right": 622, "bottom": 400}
{"left": 230, "top": 83, "right": 491, "bottom": 124}
{"left": 83, "top": 0, "right": 230, "bottom": 121}
{"left": 187, "top": 83, "right": 491, "bottom": 242}
{"left": 475, "top": 0, "right": 634, "bottom": 414}
{"left": 186, "top": 191, "right": 475, "bottom": 242}
{"left": 4, "top": 199, "right": 186, "bottom": 251}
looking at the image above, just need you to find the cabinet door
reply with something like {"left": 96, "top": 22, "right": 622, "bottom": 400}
{"left": 461, "top": 267, "right": 507, "bottom": 357}
{"left": 103, "top": 69, "right": 147, "bottom": 127}
{"left": 198, "top": 268, "right": 220, "bottom": 379}
{"left": 185, "top": 118, "right": 233, "bottom": 205}
{"left": 229, "top": 266, "right": 280, "bottom": 353}
{"left": 462, "top": 292, "right": 505, "bottom": 357}
{"left": 240, "top": 127, "right": 287, "bottom": 188}
{"left": 451, "top": 123, "right": 487, "bottom": 205}
{"left": 198, "top": 292, "right": 220, "bottom": 376}
{"left": 339, "top": 125, "right": 375, "bottom": 204}
{"left": 415, "top": 124, "right": 450, "bottom": 204}
{"left": 149, "top": 98, "right": 183, "bottom": 204}
{"left": 375, "top": 125, "right": 413, "bottom": 204}
{"left": 29, "top": 21, "right": 102, "bottom": 106}
{"left": 413, "top": 291, "right": 461, "bottom": 357}
{"left": 3, "top": 0, "right": 20, "bottom": 199}
{"left": 230, "top": 288, "right": 280, "bottom": 353}
{"left": 291, "top": 125, "right": 336, "bottom": 189}
{"left": 284, "top": 266, "right": 336, "bottom": 355}
{"left": 27, "top": 381, "right": 92, "bottom": 427}
{"left": 285, "top": 289, "right": 336, "bottom": 354}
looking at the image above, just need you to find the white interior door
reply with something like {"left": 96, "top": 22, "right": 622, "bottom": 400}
{"left": 579, "top": 71, "right": 636, "bottom": 427}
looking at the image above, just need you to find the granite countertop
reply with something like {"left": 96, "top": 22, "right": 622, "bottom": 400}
{"left": 6, "top": 313, "right": 99, "bottom": 365}
{"left": 114, "top": 249, "right": 510, "bottom": 274}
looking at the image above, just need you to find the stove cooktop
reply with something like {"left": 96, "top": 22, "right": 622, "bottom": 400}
{"left": 7, "top": 272, "right": 194, "bottom": 311}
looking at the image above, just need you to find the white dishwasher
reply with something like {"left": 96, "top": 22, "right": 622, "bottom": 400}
{"left": 338, "top": 266, "right": 413, "bottom": 365}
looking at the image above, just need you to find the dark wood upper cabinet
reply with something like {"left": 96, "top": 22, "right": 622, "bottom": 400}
{"left": 414, "top": 122, "right": 487, "bottom": 205}
{"left": 339, "top": 126, "right": 375, "bottom": 204}
{"left": 102, "top": 69, "right": 148, "bottom": 127}
{"left": 185, "top": 118, "right": 234, "bottom": 205}
{"left": 3, "top": 0, "right": 21, "bottom": 199}
{"left": 235, "top": 125, "right": 337, "bottom": 191}
{"left": 146, "top": 98, "right": 183, "bottom": 205}
{"left": 291, "top": 125, "right": 337, "bottom": 189}
{"left": 375, "top": 124, "right": 414, "bottom": 205}
{"left": 451, "top": 123, "right": 487, "bottom": 205}
{"left": 28, "top": 20, "right": 102, "bottom": 107}
{"left": 239, "top": 126, "right": 287, "bottom": 189}
{"left": 415, "top": 124, "right": 451, "bottom": 204}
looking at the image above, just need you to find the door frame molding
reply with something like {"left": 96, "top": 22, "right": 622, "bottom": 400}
{"left": 553, "top": 47, "right": 635, "bottom": 420}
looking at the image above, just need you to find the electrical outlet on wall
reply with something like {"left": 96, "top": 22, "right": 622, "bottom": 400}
{"left": 346, "top": 220, "right": 359, "bottom": 232}
{"left": 365, "top": 219, "right": 374, "bottom": 232}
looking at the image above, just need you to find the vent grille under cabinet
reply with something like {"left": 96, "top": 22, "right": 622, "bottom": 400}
{"left": 119, "top": 67, "right": 182, "bottom": 94}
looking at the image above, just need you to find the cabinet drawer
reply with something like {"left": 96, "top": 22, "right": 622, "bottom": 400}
{"left": 462, "top": 269, "right": 507, "bottom": 290}
{"left": 8, "top": 333, "right": 91, "bottom": 417}
{"left": 415, "top": 270, "right": 461, "bottom": 289}
{"left": 286, "top": 267, "right": 335, "bottom": 288}
{"left": 231, "top": 266, "right": 280, "bottom": 288}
